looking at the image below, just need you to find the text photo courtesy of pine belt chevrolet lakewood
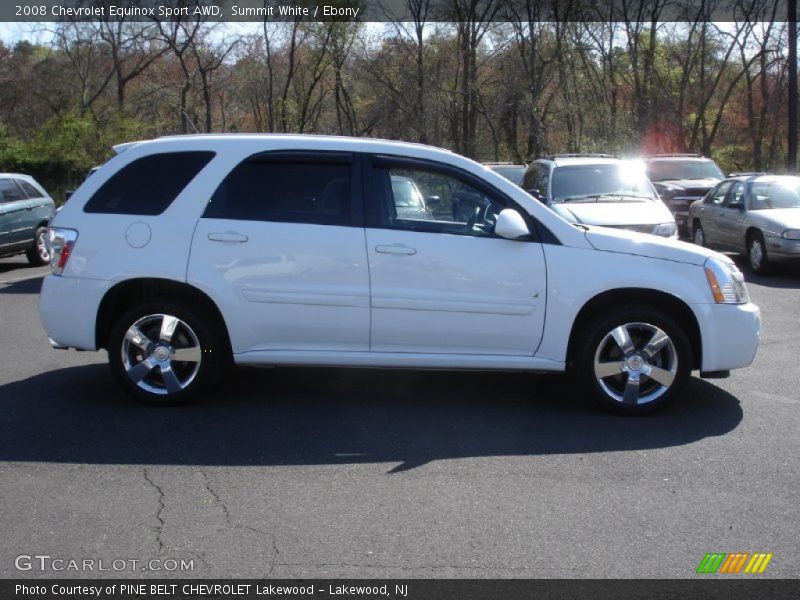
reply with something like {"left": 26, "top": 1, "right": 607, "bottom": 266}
{"left": 39, "top": 135, "right": 760, "bottom": 415}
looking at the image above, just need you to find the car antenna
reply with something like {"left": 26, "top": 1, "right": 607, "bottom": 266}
{"left": 179, "top": 109, "right": 201, "bottom": 134}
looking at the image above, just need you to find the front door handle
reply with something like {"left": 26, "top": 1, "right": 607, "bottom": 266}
{"left": 208, "top": 232, "right": 249, "bottom": 243}
{"left": 375, "top": 244, "right": 417, "bottom": 255}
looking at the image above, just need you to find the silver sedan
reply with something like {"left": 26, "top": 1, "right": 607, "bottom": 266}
{"left": 688, "top": 174, "right": 800, "bottom": 274}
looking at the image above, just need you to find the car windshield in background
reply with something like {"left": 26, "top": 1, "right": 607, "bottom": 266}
{"left": 750, "top": 179, "right": 800, "bottom": 210}
{"left": 648, "top": 161, "right": 724, "bottom": 181}
{"left": 491, "top": 166, "right": 526, "bottom": 185}
{"left": 551, "top": 163, "right": 656, "bottom": 203}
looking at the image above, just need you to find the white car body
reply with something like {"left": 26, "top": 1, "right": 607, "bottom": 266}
{"left": 38, "top": 135, "right": 760, "bottom": 412}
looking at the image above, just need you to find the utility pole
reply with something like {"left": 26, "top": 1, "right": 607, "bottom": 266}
{"left": 790, "top": 0, "right": 797, "bottom": 173}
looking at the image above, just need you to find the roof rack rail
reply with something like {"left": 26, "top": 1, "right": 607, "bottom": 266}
{"left": 728, "top": 171, "right": 772, "bottom": 177}
{"left": 544, "top": 153, "right": 620, "bottom": 160}
{"left": 644, "top": 153, "right": 704, "bottom": 158}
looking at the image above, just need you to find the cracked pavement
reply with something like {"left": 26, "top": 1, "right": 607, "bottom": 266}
{"left": 0, "top": 256, "right": 799, "bottom": 578}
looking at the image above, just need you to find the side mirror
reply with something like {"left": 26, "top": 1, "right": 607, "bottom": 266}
{"left": 495, "top": 209, "right": 531, "bottom": 240}
{"left": 728, "top": 201, "right": 744, "bottom": 211}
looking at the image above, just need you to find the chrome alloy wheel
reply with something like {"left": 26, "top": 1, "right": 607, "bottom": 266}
{"left": 121, "top": 314, "right": 203, "bottom": 395}
{"left": 693, "top": 226, "right": 704, "bottom": 247}
{"left": 749, "top": 238, "right": 764, "bottom": 271}
{"left": 593, "top": 322, "right": 678, "bottom": 406}
{"left": 36, "top": 229, "right": 51, "bottom": 262}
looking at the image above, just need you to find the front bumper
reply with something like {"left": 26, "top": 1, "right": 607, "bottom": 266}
{"left": 766, "top": 236, "right": 800, "bottom": 260}
{"left": 691, "top": 302, "right": 761, "bottom": 372}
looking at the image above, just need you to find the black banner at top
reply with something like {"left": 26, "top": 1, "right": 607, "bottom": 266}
{"left": 0, "top": 0, "right": 792, "bottom": 23}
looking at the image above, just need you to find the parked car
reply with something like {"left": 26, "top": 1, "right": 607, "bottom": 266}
{"left": 688, "top": 173, "right": 800, "bottom": 274}
{"left": 0, "top": 173, "right": 55, "bottom": 266}
{"left": 390, "top": 175, "right": 434, "bottom": 220}
{"left": 39, "top": 135, "right": 760, "bottom": 414}
{"left": 484, "top": 162, "right": 527, "bottom": 186}
{"left": 643, "top": 154, "right": 724, "bottom": 237}
{"left": 521, "top": 155, "right": 678, "bottom": 238}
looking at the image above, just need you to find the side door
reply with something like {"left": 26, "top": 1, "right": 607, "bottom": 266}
{"left": 188, "top": 151, "right": 371, "bottom": 355}
{"left": 0, "top": 179, "right": 29, "bottom": 246}
{"left": 695, "top": 181, "right": 731, "bottom": 246}
{"left": 364, "top": 155, "right": 547, "bottom": 356}
{"left": 714, "top": 181, "right": 747, "bottom": 250}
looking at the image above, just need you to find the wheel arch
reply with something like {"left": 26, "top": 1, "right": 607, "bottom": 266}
{"left": 566, "top": 288, "right": 702, "bottom": 371}
{"left": 95, "top": 277, "right": 232, "bottom": 357}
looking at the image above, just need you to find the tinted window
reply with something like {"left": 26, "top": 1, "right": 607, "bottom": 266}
{"left": 522, "top": 164, "right": 540, "bottom": 191}
{"left": 84, "top": 152, "right": 214, "bottom": 215}
{"left": 204, "top": 155, "right": 352, "bottom": 225}
{"left": 17, "top": 180, "right": 43, "bottom": 199}
{"left": 375, "top": 166, "right": 506, "bottom": 238}
{"left": 647, "top": 160, "right": 724, "bottom": 181}
{"left": 0, "top": 179, "right": 26, "bottom": 203}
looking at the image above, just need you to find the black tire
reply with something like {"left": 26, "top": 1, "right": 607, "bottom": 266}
{"left": 108, "top": 300, "right": 224, "bottom": 405}
{"left": 577, "top": 306, "right": 692, "bottom": 415}
{"left": 747, "top": 231, "right": 770, "bottom": 275}
{"left": 26, "top": 225, "right": 50, "bottom": 266}
{"left": 692, "top": 222, "right": 705, "bottom": 247}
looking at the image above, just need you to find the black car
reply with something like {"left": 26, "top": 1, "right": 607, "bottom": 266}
{"left": 643, "top": 154, "right": 724, "bottom": 237}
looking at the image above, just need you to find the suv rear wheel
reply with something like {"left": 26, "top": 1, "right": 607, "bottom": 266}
{"left": 577, "top": 306, "right": 692, "bottom": 414}
{"left": 108, "top": 301, "right": 223, "bottom": 405}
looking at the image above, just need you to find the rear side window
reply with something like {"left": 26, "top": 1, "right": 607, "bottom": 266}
{"left": 0, "top": 179, "right": 26, "bottom": 203}
{"left": 203, "top": 153, "right": 352, "bottom": 226}
{"left": 17, "top": 180, "right": 43, "bottom": 199}
{"left": 84, "top": 151, "right": 215, "bottom": 215}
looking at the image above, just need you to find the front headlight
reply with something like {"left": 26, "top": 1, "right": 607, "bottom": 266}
{"left": 782, "top": 229, "right": 800, "bottom": 240}
{"left": 652, "top": 222, "right": 677, "bottom": 237}
{"left": 704, "top": 256, "right": 749, "bottom": 304}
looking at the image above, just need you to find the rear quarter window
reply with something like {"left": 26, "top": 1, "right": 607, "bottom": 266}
{"left": 84, "top": 151, "right": 215, "bottom": 215}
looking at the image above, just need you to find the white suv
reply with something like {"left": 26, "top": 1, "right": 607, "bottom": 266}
{"left": 39, "top": 135, "right": 760, "bottom": 414}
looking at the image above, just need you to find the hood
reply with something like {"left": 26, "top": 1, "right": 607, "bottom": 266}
{"left": 584, "top": 226, "right": 718, "bottom": 266}
{"left": 753, "top": 208, "right": 800, "bottom": 231}
{"left": 552, "top": 200, "right": 673, "bottom": 226}
{"left": 654, "top": 178, "right": 720, "bottom": 191}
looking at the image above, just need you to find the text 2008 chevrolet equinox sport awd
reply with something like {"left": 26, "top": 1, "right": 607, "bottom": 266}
{"left": 38, "top": 135, "right": 760, "bottom": 414}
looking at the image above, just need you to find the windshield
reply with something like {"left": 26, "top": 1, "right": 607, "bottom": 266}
{"left": 551, "top": 163, "right": 657, "bottom": 203}
{"left": 491, "top": 166, "right": 526, "bottom": 185}
{"left": 750, "top": 179, "right": 800, "bottom": 210}
{"left": 647, "top": 160, "right": 724, "bottom": 181}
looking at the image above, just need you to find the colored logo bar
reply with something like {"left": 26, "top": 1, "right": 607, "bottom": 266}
{"left": 696, "top": 553, "right": 773, "bottom": 574}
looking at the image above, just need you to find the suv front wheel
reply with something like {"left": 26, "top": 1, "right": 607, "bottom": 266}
{"left": 577, "top": 306, "right": 692, "bottom": 414}
{"left": 108, "top": 301, "right": 223, "bottom": 405}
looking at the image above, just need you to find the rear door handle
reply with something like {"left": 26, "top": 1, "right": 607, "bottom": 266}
{"left": 208, "top": 232, "right": 249, "bottom": 243}
{"left": 375, "top": 244, "right": 416, "bottom": 255}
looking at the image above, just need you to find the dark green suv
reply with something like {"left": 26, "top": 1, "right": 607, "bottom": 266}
{"left": 0, "top": 174, "right": 55, "bottom": 266}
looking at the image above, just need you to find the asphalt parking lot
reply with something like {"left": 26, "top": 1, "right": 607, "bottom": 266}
{"left": 0, "top": 254, "right": 798, "bottom": 579}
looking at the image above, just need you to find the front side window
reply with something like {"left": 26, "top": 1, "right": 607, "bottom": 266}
{"left": 551, "top": 163, "right": 656, "bottom": 203}
{"left": 203, "top": 154, "right": 352, "bottom": 225}
{"left": 84, "top": 151, "right": 215, "bottom": 215}
{"left": 0, "top": 179, "right": 25, "bottom": 203}
{"left": 375, "top": 165, "right": 506, "bottom": 238}
{"left": 707, "top": 181, "right": 732, "bottom": 206}
{"left": 725, "top": 182, "right": 745, "bottom": 207}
